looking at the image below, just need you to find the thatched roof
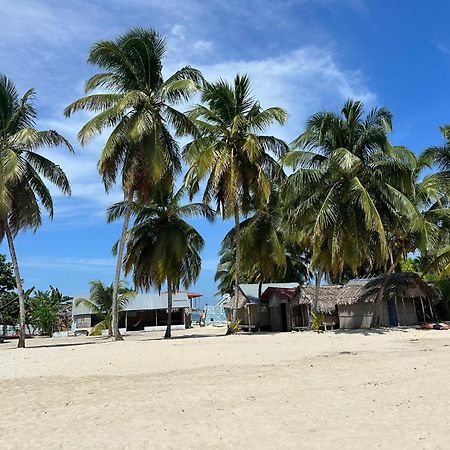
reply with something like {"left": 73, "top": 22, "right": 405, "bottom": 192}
{"left": 223, "top": 273, "right": 440, "bottom": 311}
{"left": 337, "top": 272, "right": 441, "bottom": 305}
{"left": 293, "top": 285, "right": 342, "bottom": 314}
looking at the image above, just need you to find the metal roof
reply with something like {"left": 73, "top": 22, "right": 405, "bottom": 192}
{"left": 239, "top": 283, "right": 299, "bottom": 304}
{"left": 72, "top": 292, "right": 189, "bottom": 316}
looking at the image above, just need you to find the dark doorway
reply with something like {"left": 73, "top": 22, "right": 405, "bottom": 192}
{"left": 387, "top": 300, "right": 398, "bottom": 327}
{"left": 281, "top": 303, "right": 288, "bottom": 331}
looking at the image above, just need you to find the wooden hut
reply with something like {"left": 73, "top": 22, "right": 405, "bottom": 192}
{"left": 337, "top": 273, "right": 441, "bottom": 329}
{"left": 291, "top": 285, "right": 341, "bottom": 329}
{"left": 260, "top": 286, "right": 298, "bottom": 331}
{"left": 224, "top": 283, "right": 299, "bottom": 330}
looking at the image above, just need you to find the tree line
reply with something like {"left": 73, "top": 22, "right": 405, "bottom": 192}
{"left": 2, "top": 27, "right": 450, "bottom": 347}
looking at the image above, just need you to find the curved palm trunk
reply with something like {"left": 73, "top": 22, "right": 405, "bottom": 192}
{"left": 227, "top": 205, "right": 241, "bottom": 334}
{"left": 164, "top": 279, "right": 172, "bottom": 339}
{"left": 111, "top": 190, "right": 133, "bottom": 341}
{"left": 375, "top": 251, "right": 402, "bottom": 327}
{"left": 310, "top": 267, "right": 323, "bottom": 330}
{"left": 5, "top": 223, "right": 26, "bottom": 348}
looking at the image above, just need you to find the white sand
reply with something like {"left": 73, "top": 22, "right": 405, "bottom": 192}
{"left": 1, "top": 327, "right": 450, "bottom": 449}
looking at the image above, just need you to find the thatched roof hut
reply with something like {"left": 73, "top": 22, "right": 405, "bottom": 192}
{"left": 293, "top": 285, "right": 343, "bottom": 314}
{"left": 337, "top": 272, "right": 441, "bottom": 306}
{"left": 337, "top": 272, "right": 441, "bottom": 328}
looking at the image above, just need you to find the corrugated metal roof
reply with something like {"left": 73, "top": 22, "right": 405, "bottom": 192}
{"left": 240, "top": 283, "right": 299, "bottom": 304}
{"left": 72, "top": 292, "right": 189, "bottom": 316}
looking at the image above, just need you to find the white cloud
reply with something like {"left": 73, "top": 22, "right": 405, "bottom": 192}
{"left": 194, "top": 40, "right": 214, "bottom": 52}
{"left": 194, "top": 46, "right": 376, "bottom": 142}
{"left": 20, "top": 256, "right": 115, "bottom": 271}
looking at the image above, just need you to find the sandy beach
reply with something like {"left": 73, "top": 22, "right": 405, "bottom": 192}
{"left": 1, "top": 327, "right": 450, "bottom": 449}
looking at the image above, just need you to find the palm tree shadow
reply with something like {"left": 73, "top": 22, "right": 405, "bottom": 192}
{"left": 3, "top": 337, "right": 111, "bottom": 349}
{"left": 333, "top": 327, "right": 411, "bottom": 336}
{"left": 143, "top": 333, "right": 225, "bottom": 341}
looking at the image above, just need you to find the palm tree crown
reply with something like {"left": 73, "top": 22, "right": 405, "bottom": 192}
{"left": 285, "top": 99, "right": 416, "bottom": 279}
{"left": 184, "top": 74, "right": 288, "bottom": 215}
{"left": 64, "top": 27, "right": 202, "bottom": 194}
{"left": 109, "top": 188, "right": 214, "bottom": 291}
{"left": 0, "top": 74, "right": 72, "bottom": 233}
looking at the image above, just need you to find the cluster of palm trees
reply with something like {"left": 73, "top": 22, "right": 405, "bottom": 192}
{"left": 216, "top": 101, "right": 450, "bottom": 323}
{"left": 3, "top": 27, "right": 450, "bottom": 347}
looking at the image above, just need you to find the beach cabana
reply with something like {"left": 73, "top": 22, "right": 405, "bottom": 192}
{"left": 72, "top": 292, "right": 191, "bottom": 334}
{"left": 337, "top": 272, "right": 441, "bottom": 329}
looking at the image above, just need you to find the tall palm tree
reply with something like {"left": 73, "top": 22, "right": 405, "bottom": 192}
{"left": 183, "top": 74, "right": 288, "bottom": 326}
{"left": 0, "top": 75, "right": 72, "bottom": 348}
{"left": 108, "top": 187, "right": 214, "bottom": 339}
{"left": 75, "top": 280, "right": 134, "bottom": 336}
{"left": 64, "top": 28, "right": 203, "bottom": 341}
{"left": 284, "top": 100, "right": 417, "bottom": 319}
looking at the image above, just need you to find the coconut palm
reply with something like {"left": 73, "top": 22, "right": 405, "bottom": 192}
{"left": 215, "top": 194, "right": 310, "bottom": 298}
{"left": 284, "top": 100, "right": 418, "bottom": 318}
{"left": 108, "top": 187, "right": 214, "bottom": 339}
{"left": 64, "top": 28, "right": 203, "bottom": 340}
{"left": 0, "top": 75, "right": 72, "bottom": 347}
{"left": 183, "top": 74, "right": 288, "bottom": 326}
{"left": 75, "top": 280, "right": 134, "bottom": 336}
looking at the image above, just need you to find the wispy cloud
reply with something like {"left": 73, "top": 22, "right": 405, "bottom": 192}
{"left": 20, "top": 256, "right": 116, "bottom": 271}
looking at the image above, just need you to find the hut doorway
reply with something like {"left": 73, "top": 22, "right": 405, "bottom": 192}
{"left": 270, "top": 304, "right": 289, "bottom": 332}
{"left": 281, "top": 304, "right": 288, "bottom": 331}
{"left": 387, "top": 300, "right": 398, "bottom": 327}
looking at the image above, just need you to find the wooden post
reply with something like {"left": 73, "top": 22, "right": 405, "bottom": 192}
{"left": 420, "top": 297, "right": 426, "bottom": 323}
{"left": 247, "top": 305, "right": 251, "bottom": 331}
{"left": 155, "top": 309, "right": 158, "bottom": 327}
{"left": 125, "top": 312, "right": 128, "bottom": 331}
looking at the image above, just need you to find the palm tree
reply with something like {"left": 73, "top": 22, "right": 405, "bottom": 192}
{"left": 108, "top": 187, "right": 214, "bottom": 339}
{"left": 284, "top": 100, "right": 417, "bottom": 320}
{"left": 0, "top": 75, "right": 72, "bottom": 348}
{"left": 64, "top": 28, "right": 203, "bottom": 341}
{"left": 240, "top": 190, "right": 288, "bottom": 323}
{"left": 75, "top": 280, "right": 134, "bottom": 336}
{"left": 183, "top": 74, "right": 288, "bottom": 327}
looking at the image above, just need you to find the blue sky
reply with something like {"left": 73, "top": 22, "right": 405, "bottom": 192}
{"left": 1, "top": 0, "right": 450, "bottom": 302}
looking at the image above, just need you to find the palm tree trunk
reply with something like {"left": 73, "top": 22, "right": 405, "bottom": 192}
{"left": 233, "top": 205, "right": 241, "bottom": 321}
{"left": 257, "top": 277, "right": 263, "bottom": 332}
{"left": 111, "top": 190, "right": 133, "bottom": 341}
{"left": 310, "top": 267, "right": 323, "bottom": 329}
{"left": 164, "top": 279, "right": 172, "bottom": 339}
{"left": 375, "top": 250, "right": 403, "bottom": 326}
{"left": 5, "top": 223, "right": 26, "bottom": 348}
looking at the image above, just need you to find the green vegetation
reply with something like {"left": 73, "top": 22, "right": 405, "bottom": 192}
{"left": 27, "top": 287, "right": 69, "bottom": 336}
